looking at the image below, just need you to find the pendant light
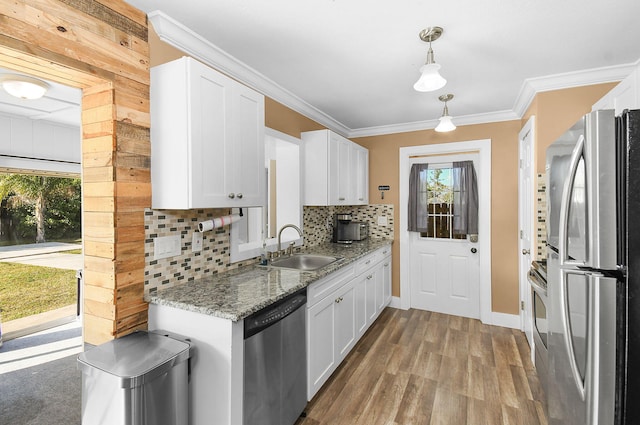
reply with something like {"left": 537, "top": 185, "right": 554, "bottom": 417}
{"left": 1, "top": 75, "right": 49, "bottom": 100}
{"left": 435, "top": 94, "right": 456, "bottom": 133}
{"left": 413, "top": 27, "right": 447, "bottom": 92}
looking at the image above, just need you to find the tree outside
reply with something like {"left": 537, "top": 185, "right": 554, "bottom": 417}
{"left": 0, "top": 174, "right": 81, "bottom": 245}
{"left": 0, "top": 173, "right": 82, "bottom": 324}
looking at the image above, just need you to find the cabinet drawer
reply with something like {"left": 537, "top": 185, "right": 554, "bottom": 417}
{"left": 307, "top": 264, "right": 355, "bottom": 308}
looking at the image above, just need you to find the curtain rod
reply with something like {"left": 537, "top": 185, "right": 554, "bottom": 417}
{"left": 409, "top": 150, "right": 479, "bottom": 159}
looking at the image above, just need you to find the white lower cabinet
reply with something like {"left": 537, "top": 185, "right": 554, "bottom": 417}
{"left": 307, "top": 245, "right": 392, "bottom": 400}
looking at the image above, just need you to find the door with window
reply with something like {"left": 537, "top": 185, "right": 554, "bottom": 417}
{"left": 409, "top": 154, "right": 480, "bottom": 319}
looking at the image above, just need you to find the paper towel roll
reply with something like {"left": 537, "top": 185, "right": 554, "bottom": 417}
{"left": 198, "top": 214, "right": 241, "bottom": 232}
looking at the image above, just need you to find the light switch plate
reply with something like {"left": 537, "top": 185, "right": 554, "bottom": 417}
{"left": 154, "top": 235, "right": 182, "bottom": 260}
{"left": 377, "top": 215, "right": 388, "bottom": 226}
{"left": 192, "top": 231, "right": 203, "bottom": 253}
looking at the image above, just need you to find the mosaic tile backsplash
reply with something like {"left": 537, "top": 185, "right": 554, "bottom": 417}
{"left": 536, "top": 173, "right": 547, "bottom": 260}
{"left": 145, "top": 204, "right": 395, "bottom": 294}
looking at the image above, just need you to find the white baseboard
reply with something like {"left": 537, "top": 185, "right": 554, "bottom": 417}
{"left": 389, "top": 296, "right": 403, "bottom": 309}
{"left": 489, "top": 312, "right": 521, "bottom": 329}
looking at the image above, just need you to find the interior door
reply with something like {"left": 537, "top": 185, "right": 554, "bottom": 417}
{"left": 519, "top": 117, "right": 535, "bottom": 350}
{"left": 409, "top": 154, "right": 480, "bottom": 319}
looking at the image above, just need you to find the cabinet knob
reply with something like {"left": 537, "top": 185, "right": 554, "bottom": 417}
{"left": 367, "top": 275, "right": 373, "bottom": 280}
{"left": 358, "top": 198, "right": 364, "bottom": 201}
{"left": 236, "top": 193, "right": 243, "bottom": 199}
{"left": 522, "top": 249, "right": 530, "bottom": 255}
{"left": 228, "top": 193, "right": 235, "bottom": 199}
{"left": 335, "top": 297, "right": 343, "bottom": 304}
{"left": 384, "top": 263, "right": 389, "bottom": 267}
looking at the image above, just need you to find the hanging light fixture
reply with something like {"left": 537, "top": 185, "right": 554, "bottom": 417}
{"left": 413, "top": 27, "right": 446, "bottom": 92}
{"left": 1, "top": 74, "right": 49, "bottom": 100}
{"left": 435, "top": 94, "right": 456, "bottom": 132}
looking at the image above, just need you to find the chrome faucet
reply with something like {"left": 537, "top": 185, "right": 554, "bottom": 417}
{"left": 277, "top": 224, "right": 303, "bottom": 255}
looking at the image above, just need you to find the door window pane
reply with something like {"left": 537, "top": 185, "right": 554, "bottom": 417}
{"left": 419, "top": 166, "right": 466, "bottom": 240}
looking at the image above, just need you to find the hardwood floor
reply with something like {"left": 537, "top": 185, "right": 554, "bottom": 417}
{"left": 297, "top": 308, "right": 547, "bottom": 425}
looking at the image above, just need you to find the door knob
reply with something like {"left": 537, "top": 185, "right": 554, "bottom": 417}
{"left": 522, "top": 249, "right": 530, "bottom": 255}
{"left": 471, "top": 247, "right": 477, "bottom": 254}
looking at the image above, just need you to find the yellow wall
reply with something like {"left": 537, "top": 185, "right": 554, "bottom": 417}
{"left": 149, "top": 26, "right": 620, "bottom": 316}
{"left": 524, "top": 83, "right": 617, "bottom": 173}
{"left": 354, "top": 121, "right": 522, "bottom": 314}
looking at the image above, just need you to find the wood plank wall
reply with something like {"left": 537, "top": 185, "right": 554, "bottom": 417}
{"left": 0, "top": 0, "right": 150, "bottom": 345}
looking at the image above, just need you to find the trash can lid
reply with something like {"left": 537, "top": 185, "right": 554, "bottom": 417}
{"left": 77, "top": 331, "right": 190, "bottom": 385}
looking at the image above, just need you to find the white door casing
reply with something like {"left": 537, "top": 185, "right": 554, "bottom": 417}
{"left": 399, "top": 139, "right": 492, "bottom": 325}
{"left": 518, "top": 116, "right": 536, "bottom": 354}
{"left": 408, "top": 153, "right": 480, "bottom": 319}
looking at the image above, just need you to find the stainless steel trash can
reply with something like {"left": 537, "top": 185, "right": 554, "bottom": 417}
{"left": 77, "top": 330, "right": 191, "bottom": 425}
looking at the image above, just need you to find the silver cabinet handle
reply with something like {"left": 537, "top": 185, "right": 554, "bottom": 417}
{"left": 335, "top": 297, "right": 343, "bottom": 303}
{"left": 367, "top": 275, "right": 373, "bottom": 280}
{"left": 365, "top": 260, "right": 371, "bottom": 265}
{"left": 338, "top": 197, "right": 346, "bottom": 201}
{"left": 384, "top": 263, "right": 389, "bottom": 267}
{"left": 522, "top": 249, "right": 530, "bottom": 255}
{"left": 237, "top": 193, "right": 243, "bottom": 199}
{"left": 228, "top": 193, "right": 235, "bottom": 199}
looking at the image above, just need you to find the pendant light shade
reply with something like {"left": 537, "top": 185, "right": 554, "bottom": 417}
{"left": 414, "top": 62, "right": 447, "bottom": 92}
{"left": 413, "top": 27, "right": 446, "bottom": 92}
{"left": 1, "top": 75, "right": 48, "bottom": 100}
{"left": 435, "top": 94, "right": 456, "bottom": 133}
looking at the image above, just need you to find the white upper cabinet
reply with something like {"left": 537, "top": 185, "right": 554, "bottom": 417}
{"left": 302, "top": 129, "right": 368, "bottom": 206}
{"left": 151, "top": 57, "right": 265, "bottom": 209}
{"left": 592, "top": 66, "right": 640, "bottom": 114}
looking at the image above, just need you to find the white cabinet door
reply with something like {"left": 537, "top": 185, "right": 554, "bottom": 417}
{"left": 307, "top": 294, "right": 336, "bottom": 399}
{"left": 354, "top": 146, "right": 369, "bottom": 205}
{"left": 302, "top": 129, "right": 369, "bottom": 206}
{"left": 151, "top": 57, "right": 265, "bottom": 209}
{"left": 365, "top": 270, "right": 377, "bottom": 324}
{"left": 374, "top": 262, "right": 385, "bottom": 313}
{"left": 382, "top": 256, "right": 392, "bottom": 307}
{"left": 229, "top": 82, "right": 265, "bottom": 206}
{"left": 190, "top": 61, "right": 232, "bottom": 207}
{"left": 334, "top": 280, "right": 357, "bottom": 360}
{"left": 329, "top": 133, "right": 351, "bottom": 205}
{"left": 354, "top": 275, "right": 367, "bottom": 338}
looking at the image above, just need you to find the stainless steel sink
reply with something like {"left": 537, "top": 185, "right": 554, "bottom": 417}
{"left": 269, "top": 254, "right": 340, "bottom": 271}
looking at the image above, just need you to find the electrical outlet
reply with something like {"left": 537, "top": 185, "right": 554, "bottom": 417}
{"left": 192, "top": 231, "right": 203, "bottom": 253}
{"left": 377, "top": 215, "right": 388, "bottom": 226}
{"left": 154, "top": 235, "right": 181, "bottom": 260}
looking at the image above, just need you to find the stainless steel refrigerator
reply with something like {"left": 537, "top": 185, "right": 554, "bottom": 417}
{"left": 546, "top": 108, "right": 640, "bottom": 425}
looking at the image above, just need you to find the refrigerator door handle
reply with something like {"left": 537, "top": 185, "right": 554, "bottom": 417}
{"left": 558, "top": 134, "right": 586, "bottom": 267}
{"left": 559, "top": 268, "right": 587, "bottom": 401}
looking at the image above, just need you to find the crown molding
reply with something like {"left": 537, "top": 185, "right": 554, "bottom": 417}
{"left": 149, "top": 11, "right": 637, "bottom": 140}
{"left": 148, "top": 11, "right": 351, "bottom": 137}
{"left": 348, "top": 110, "right": 520, "bottom": 138}
{"left": 512, "top": 61, "right": 638, "bottom": 117}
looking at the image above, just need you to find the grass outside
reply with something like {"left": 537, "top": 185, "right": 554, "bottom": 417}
{"left": 0, "top": 262, "right": 77, "bottom": 322}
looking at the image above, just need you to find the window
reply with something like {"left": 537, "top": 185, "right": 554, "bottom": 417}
{"left": 419, "top": 165, "right": 466, "bottom": 240}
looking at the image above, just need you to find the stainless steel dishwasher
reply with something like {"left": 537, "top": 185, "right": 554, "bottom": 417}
{"left": 243, "top": 287, "right": 307, "bottom": 425}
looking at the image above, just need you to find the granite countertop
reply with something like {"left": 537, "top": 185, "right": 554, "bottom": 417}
{"left": 145, "top": 239, "right": 393, "bottom": 321}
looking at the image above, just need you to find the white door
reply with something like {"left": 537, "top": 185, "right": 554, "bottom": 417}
{"left": 409, "top": 154, "right": 481, "bottom": 319}
{"left": 518, "top": 117, "right": 535, "bottom": 351}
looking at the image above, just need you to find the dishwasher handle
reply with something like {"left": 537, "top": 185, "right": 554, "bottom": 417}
{"left": 244, "top": 288, "right": 307, "bottom": 339}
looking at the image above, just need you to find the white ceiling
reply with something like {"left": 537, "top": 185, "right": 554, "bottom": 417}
{"left": 0, "top": 69, "right": 81, "bottom": 127}
{"left": 125, "top": 0, "right": 640, "bottom": 137}
{"left": 3, "top": 1, "right": 640, "bottom": 136}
